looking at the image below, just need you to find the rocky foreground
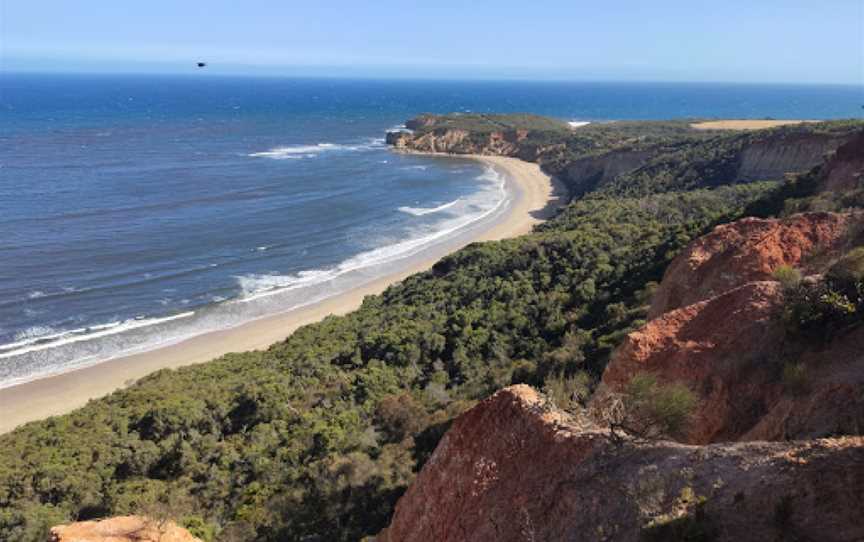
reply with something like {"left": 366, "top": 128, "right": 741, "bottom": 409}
{"left": 379, "top": 386, "right": 863, "bottom": 542}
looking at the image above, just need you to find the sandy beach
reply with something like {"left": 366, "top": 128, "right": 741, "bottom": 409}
{"left": 690, "top": 119, "right": 816, "bottom": 130}
{"left": 0, "top": 155, "right": 564, "bottom": 434}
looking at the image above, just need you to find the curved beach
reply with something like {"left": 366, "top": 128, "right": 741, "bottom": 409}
{"left": 0, "top": 155, "right": 565, "bottom": 434}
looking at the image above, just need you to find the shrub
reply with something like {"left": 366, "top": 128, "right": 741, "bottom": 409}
{"left": 608, "top": 374, "right": 697, "bottom": 441}
{"left": 542, "top": 371, "right": 592, "bottom": 413}
{"left": 827, "top": 247, "right": 864, "bottom": 297}
{"left": 772, "top": 265, "right": 802, "bottom": 290}
{"left": 783, "top": 281, "right": 858, "bottom": 341}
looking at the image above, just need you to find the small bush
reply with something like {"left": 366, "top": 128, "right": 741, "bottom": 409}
{"left": 772, "top": 265, "right": 802, "bottom": 290}
{"left": 611, "top": 374, "right": 697, "bottom": 440}
{"left": 783, "top": 281, "right": 859, "bottom": 341}
{"left": 827, "top": 247, "right": 864, "bottom": 297}
{"left": 543, "top": 371, "right": 592, "bottom": 413}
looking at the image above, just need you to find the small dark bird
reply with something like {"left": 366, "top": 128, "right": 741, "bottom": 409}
{"left": 197, "top": 62, "right": 207, "bottom": 68}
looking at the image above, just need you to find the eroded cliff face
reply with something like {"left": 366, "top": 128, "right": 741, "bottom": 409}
{"left": 818, "top": 130, "right": 864, "bottom": 193}
{"left": 648, "top": 212, "right": 860, "bottom": 319}
{"left": 596, "top": 211, "right": 864, "bottom": 444}
{"left": 379, "top": 386, "right": 864, "bottom": 542}
{"left": 388, "top": 119, "right": 854, "bottom": 200}
{"left": 737, "top": 133, "right": 849, "bottom": 182}
{"left": 49, "top": 516, "right": 202, "bottom": 542}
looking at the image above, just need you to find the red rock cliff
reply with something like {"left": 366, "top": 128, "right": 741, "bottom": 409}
{"left": 600, "top": 211, "right": 864, "bottom": 444}
{"left": 379, "top": 386, "right": 864, "bottom": 542}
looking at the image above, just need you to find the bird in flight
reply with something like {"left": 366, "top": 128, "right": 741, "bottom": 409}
{"left": 197, "top": 62, "right": 207, "bottom": 68}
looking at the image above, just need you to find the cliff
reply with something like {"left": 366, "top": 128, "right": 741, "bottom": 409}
{"left": 379, "top": 386, "right": 864, "bottom": 542}
{"left": 600, "top": 211, "right": 864, "bottom": 444}
{"left": 736, "top": 132, "right": 850, "bottom": 182}
{"left": 388, "top": 115, "right": 856, "bottom": 198}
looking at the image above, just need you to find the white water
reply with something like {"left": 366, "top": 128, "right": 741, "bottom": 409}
{"left": 0, "top": 164, "right": 511, "bottom": 389}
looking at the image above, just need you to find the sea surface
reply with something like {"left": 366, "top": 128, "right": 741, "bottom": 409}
{"left": 1, "top": 74, "right": 861, "bottom": 388}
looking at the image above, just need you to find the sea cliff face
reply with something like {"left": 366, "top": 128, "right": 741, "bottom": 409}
{"left": 388, "top": 116, "right": 853, "bottom": 198}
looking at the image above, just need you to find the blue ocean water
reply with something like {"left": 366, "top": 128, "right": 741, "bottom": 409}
{"left": 1, "top": 74, "right": 861, "bottom": 387}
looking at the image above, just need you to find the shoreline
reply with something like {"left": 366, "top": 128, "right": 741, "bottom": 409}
{"left": 0, "top": 154, "right": 566, "bottom": 434}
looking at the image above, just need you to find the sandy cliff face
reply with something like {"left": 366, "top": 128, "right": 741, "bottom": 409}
{"left": 386, "top": 129, "right": 529, "bottom": 157}
{"left": 818, "top": 130, "right": 864, "bottom": 193}
{"left": 737, "top": 133, "right": 848, "bottom": 182}
{"left": 379, "top": 386, "right": 864, "bottom": 542}
{"left": 600, "top": 211, "right": 864, "bottom": 444}
{"left": 49, "top": 516, "right": 201, "bottom": 542}
{"left": 648, "top": 212, "right": 859, "bottom": 319}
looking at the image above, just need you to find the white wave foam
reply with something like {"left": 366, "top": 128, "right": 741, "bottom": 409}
{"left": 398, "top": 198, "right": 461, "bottom": 216}
{"left": 234, "top": 166, "right": 508, "bottom": 304}
{"left": 401, "top": 165, "right": 428, "bottom": 171}
{"left": 568, "top": 121, "right": 591, "bottom": 128}
{"left": 27, "top": 291, "right": 46, "bottom": 299}
{"left": 248, "top": 139, "right": 386, "bottom": 160}
{"left": 0, "top": 312, "right": 195, "bottom": 359}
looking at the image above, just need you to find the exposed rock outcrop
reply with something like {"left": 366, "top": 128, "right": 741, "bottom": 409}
{"left": 648, "top": 212, "right": 861, "bottom": 318}
{"left": 601, "top": 211, "right": 864, "bottom": 443}
{"left": 601, "top": 281, "right": 786, "bottom": 443}
{"left": 387, "top": 128, "right": 532, "bottom": 157}
{"left": 818, "top": 130, "right": 864, "bottom": 193}
{"left": 50, "top": 516, "right": 202, "bottom": 542}
{"left": 379, "top": 386, "right": 864, "bottom": 542}
{"left": 737, "top": 133, "right": 848, "bottom": 182}
{"left": 561, "top": 149, "right": 652, "bottom": 196}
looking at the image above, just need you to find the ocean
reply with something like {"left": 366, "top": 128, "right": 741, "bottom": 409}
{"left": 1, "top": 73, "right": 861, "bottom": 388}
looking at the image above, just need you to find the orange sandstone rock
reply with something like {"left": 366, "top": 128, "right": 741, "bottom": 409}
{"left": 50, "top": 516, "right": 202, "bottom": 542}
{"left": 379, "top": 386, "right": 864, "bottom": 542}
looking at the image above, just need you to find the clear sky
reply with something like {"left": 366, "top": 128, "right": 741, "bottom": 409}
{"left": 2, "top": 0, "right": 862, "bottom": 84}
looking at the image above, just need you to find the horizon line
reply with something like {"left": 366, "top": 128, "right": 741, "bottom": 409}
{"left": 3, "top": 69, "right": 863, "bottom": 89}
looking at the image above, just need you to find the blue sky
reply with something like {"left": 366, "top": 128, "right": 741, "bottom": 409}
{"left": 2, "top": 0, "right": 862, "bottom": 84}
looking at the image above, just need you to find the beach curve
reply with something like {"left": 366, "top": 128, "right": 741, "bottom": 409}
{"left": 0, "top": 155, "right": 565, "bottom": 434}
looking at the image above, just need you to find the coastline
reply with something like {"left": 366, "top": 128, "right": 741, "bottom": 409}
{"left": 0, "top": 155, "right": 566, "bottom": 434}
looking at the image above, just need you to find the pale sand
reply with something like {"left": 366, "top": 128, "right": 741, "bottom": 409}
{"left": 690, "top": 120, "right": 817, "bottom": 131}
{"left": 0, "top": 155, "right": 565, "bottom": 434}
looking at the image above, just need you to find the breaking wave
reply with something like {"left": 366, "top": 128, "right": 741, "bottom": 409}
{"left": 248, "top": 139, "right": 386, "bottom": 160}
{"left": 398, "top": 198, "right": 461, "bottom": 216}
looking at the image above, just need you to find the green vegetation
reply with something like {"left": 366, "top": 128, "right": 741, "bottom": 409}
{"left": 781, "top": 249, "right": 864, "bottom": 343}
{"left": 0, "top": 116, "right": 861, "bottom": 541}
{"left": 773, "top": 265, "right": 803, "bottom": 291}
{"left": 608, "top": 374, "right": 697, "bottom": 441}
{"left": 409, "top": 112, "right": 571, "bottom": 134}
